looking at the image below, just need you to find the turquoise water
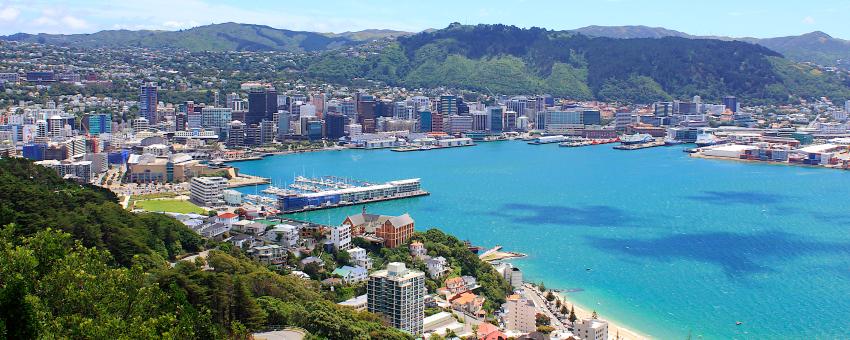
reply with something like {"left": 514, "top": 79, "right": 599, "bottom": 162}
{"left": 233, "top": 142, "right": 850, "bottom": 339}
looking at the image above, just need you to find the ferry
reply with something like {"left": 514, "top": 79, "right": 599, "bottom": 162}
{"left": 528, "top": 135, "right": 568, "bottom": 145}
{"left": 695, "top": 133, "right": 719, "bottom": 147}
{"left": 620, "top": 133, "right": 654, "bottom": 145}
{"left": 664, "top": 137, "right": 685, "bottom": 146}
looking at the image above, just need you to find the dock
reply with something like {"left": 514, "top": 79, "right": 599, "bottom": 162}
{"left": 277, "top": 177, "right": 428, "bottom": 214}
{"left": 613, "top": 140, "right": 665, "bottom": 150}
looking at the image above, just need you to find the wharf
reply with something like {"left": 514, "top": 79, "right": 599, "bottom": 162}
{"left": 613, "top": 140, "right": 665, "bottom": 150}
{"left": 390, "top": 144, "right": 476, "bottom": 152}
{"left": 227, "top": 174, "right": 271, "bottom": 188}
{"left": 280, "top": 190, "right": 430, "bottom": 214}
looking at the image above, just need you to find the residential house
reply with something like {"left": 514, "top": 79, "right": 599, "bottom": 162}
{"left": 476, "top": 322, "right": 508, "bottom": 340}
{"left": 449, "top": 291, "right": 486, "bottom": 318}
{"left": 426, "top": 256, "right": 449, "bottom": 278}
{"left": 347, "top": 247, "right": 373, "bottom": 269}
{"left": 332, "top": 265, "right": 369, "bottom": 283}
{"left": 410, "top": 241, "right": 427, "bottom": 259}
{"left": 249, "top": 244, "right": 286, "bottom": 267}
{"left": 268, "top": 224, "right": 299, "bottom": 248}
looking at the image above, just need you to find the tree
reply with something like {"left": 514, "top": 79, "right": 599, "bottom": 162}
{"left": 545, "top": 291, "right": 555, "bottom": 302}
{"left": 569, "top": 306, "right": 578, "bottom": 323}
{"left": 538, "top": 282, "right": 546, "bottom": 292}
{"left": 535, "top": 313, "right": 551, "bottom": 327}
{"left": 536, "top": 325, "right": 555, "bottom": 334}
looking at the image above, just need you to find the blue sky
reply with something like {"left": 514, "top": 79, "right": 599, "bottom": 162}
{"left": 1, "top": 0, "right": 849, "bottom": 39}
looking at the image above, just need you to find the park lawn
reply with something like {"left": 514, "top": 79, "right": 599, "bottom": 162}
{"left": 135, "top": 199, "right": 205, "bottom": 214}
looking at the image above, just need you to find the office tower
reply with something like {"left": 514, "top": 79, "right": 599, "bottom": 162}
{"left": 507, "top": 96, "right": 528, "bottom": 118}
{"left": 226, "top": 92, "right": 240, "bottom": 109}
{"left": 247, "top": 88, "right": 267, "bottom": 125}
{"left": 86, "top": 113, "right": 111, "bottom": 135}
{"left": 367, "top": 262, "right": 425, "bottom": 335}
{"left": 654, "top": 102, "right": 672, "bottom": 117}
{"left": 438, "top": 95, "right": 457, "bottom": 116}
{"left": 418, "top": 111, "right": 432, "bottom": 133}
{"left": 277, "top": 111, "right": 290, "bottom": 140}
{"left": 174, "top": 112, "right": 187, "bottom": 131}
{"left": 472, "top": 111, "right": 488, "bottom": 131}
{"left": 227, "top": 121, "right": 245, "bottom": 148}
{"left": 357, "top": 97, "right": 376, "bottom": 133}
{"left": 723, "top": 96, "right": 738, "bottom": 113}
{"left": 487, "top": 107, "right": 503, "bottom": 133}
{"left": 265, "top": 88, "right": 278, "bottom": 121}
{"left": 202, "top": 107, "right": 232, "bottom": 133}
{"left": 132, "top": 117, "right": 149, "bottom": 131}
{"left": 845, "top": 100, "right": 850, "bottom": 114}
{"left": 325, "top": 113, "right": 346, "bottom": 140}
{"left": 259, "top": 120, "right": 275, "bottom": 145}
{"left": 446, "top": 114, "right": 473, "bottom": 135}
{"left": 139, "top": 83, "right": 158, "bottom": 124}
{"left": 503, "top": 111, "right": 517, "bottom": 132}
{"left": 245, "top": 124, "right": 261, "bottom": 146}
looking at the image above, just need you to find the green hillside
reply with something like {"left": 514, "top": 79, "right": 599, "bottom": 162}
{"left": 307, "top": 24, "right": 850, "bottom": 103}
{"left": 3, "top": 22, "right": 358, "bottom": 52}
{"left": 0, "top": 158, "right": 409, "bottom": 339}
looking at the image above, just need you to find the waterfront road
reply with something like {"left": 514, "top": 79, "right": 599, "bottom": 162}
{"left": 522, "top": 282, "right": 567, "bottom": 330}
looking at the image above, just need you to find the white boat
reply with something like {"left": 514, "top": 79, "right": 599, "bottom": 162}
{"left": 695, "top": 133, "right": 719, "bottom": 147}
{"left": 620, "top": 133, "right": 654, "bottom": 145}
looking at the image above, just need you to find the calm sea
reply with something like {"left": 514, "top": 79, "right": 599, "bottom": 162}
{"left": 233, "top": 141, "right": 850, "bottom": 339}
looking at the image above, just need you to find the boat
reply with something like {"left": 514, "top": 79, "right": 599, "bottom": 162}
{"left": 664, "top": 137, "right": 685, "bottom": 145}
{"left": 620, "top": 133, "right": 654, "bottom": 145}
{"left": 695, "top": 133, "right": 719, "bottom": 147}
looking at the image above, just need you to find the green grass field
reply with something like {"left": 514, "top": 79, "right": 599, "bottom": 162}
{"left": 134, "top": 199, "right": 205, "bottom": 214}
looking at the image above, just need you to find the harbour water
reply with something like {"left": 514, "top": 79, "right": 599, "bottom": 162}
{"left": 233, "top": 141, "right": 850, "bottom": 339}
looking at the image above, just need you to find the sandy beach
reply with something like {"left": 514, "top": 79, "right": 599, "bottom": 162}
{"left": 527, "top": 282, "right": 650, "bottom": 340}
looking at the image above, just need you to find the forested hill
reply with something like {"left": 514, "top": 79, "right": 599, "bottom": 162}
{"left": 2, "top": 22, "right": 360, "bottom": 52}
{"left": 0, "top": 158, "right": 409, "bottom": 339}
{"left": 308, "top": 24, "right": 850, "bottom": 104}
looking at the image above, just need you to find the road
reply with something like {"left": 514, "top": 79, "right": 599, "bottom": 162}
{"left": 522, "top": 282, "right": 567, "bottom": 330}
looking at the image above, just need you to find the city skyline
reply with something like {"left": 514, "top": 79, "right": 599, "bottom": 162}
{"left": 1, "top": 0, "right": 850, "bottom": 39}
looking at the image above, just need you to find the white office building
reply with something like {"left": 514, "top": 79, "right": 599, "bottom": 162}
{"left": 189, "top": 176, "right": 227, "bottom": 206}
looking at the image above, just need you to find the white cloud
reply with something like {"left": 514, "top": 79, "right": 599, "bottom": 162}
{"left": 802, "top": 16, "right": 816, "bottom": 24}
{"left": 0, "top": 7, "right": 20, "bottom": 21}
{"left": 61, "top": 15, "right": 88, "bottom": 29}
{"left": 33, "top": 16, "right": 57, "bottom": 26}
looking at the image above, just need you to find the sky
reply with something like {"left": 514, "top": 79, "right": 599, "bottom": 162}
{"left": 0, "top": 0, "right": 849, "bottom": 39}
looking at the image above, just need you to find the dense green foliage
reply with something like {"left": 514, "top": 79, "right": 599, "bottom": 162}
{"left": 0, "top": 158, "right": 410, "bottom": 339}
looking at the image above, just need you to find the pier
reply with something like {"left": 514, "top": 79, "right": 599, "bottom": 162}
{"left": 613, "top": 140, "right": 665, "bottom": 150}
{"left": 277, "top": 177, "right": 428, "bottom": 214}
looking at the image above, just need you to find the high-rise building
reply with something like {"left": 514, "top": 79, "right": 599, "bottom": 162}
{"left": 86, "top": 113, "right": 111, "bottom": 135}
{"left": 503, "top": 111, "right": 517, "bottom": 132}
{"left": 357, "top": 97, "right": 376, "bottom": 133}
{"left": 259, "top": 120, "right": 276, "bottom": 145}
{"left": 723, "top": 96, "right": 738, "bottom": 113}
{"left": 845, "top": 100, "right": 850, "bottom": 114}
{"left": 418, "top": 111, "right": 432, "bottom": 133}
{"left": 277, "top": 111, "right": 291, "bottom": 140}
{"left": 446, "top": 114, "right": 473, "bottom": 135}
{"left": 226, "top": 121, "right": 245, "bottom": 148}
{"left": 139, "top": 83, "right": 158, "bottom": 123}
{"left": 487, "top": 107, "right": 503, "bottom": 133}
{"left": 472, "top": 111, "right": 488, "bottom": 131}
{"left": 201, "top": 107, "right": 232, "bottom": 133}
{"left": 247, "top": 88, "right": 267, "bottom": 125}
{"left": 325, "top": 113, "right": 346, "bottom": 140}
{"left": 190, "top": 177, "right": 227, "bottom": 206}
{"left": 266, "top": 88, "right": 278, "bottom": 121}
{"left": 367, "top": 262, "right": 425, "bottom": 335}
